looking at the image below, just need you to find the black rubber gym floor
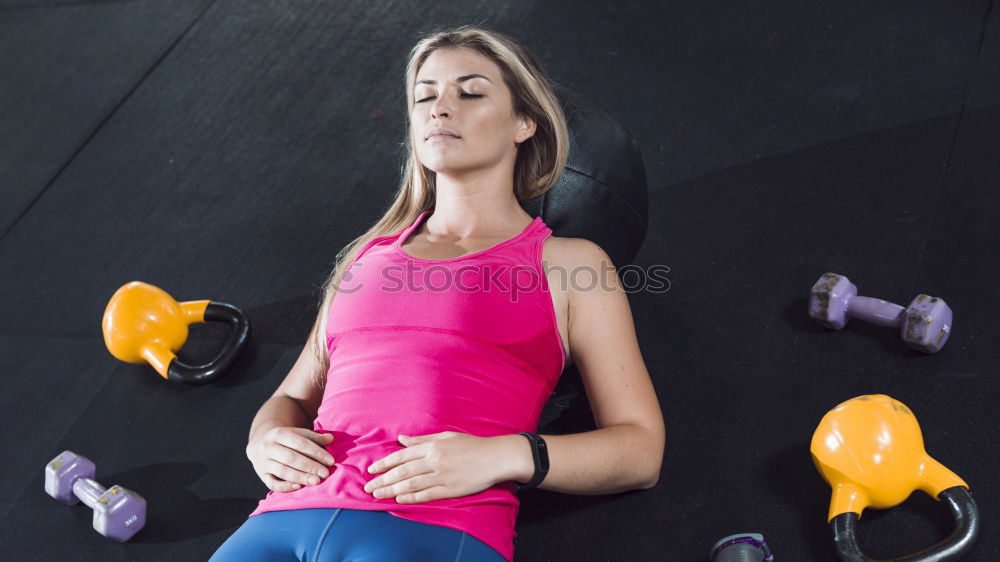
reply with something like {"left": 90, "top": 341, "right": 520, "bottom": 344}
{"left": 2, "top": 1, "right": 997, "bottom": 560}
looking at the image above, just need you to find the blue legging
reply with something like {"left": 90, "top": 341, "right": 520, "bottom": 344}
{"left": 209, "top": 508, "right": 506, "bottom": 561}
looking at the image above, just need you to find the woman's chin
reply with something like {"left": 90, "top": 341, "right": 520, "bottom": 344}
{"left": 422, "top": 159, "right": 473, "bottom": 175}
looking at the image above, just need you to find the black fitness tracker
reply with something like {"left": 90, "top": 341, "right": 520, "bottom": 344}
{"left": 515, "top": 432, "right": 549, "bottom": 492}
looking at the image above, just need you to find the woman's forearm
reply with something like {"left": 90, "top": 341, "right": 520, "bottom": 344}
{"left": 247, "top": 394, "right": 313, "bottom": 445}
{"left": 499, "top": 424, "right": 661, "bottom": 495}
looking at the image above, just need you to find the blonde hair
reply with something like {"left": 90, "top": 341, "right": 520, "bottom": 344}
{"left": 307, "top": 25, "right": 570, "bottom": 387}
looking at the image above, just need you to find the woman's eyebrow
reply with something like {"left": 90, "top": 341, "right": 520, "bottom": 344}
{"left": 415, "top": 73, "right": 492, "bottom": 86}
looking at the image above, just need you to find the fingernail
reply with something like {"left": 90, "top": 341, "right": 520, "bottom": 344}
{"left": 319, "top": 468, "right": 329, "bottom": 478}
{"left": 309, "top": 476, "right": 319, "bottom": 485}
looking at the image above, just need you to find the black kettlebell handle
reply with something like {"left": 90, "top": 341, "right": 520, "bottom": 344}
{"left": 832, "top": 486, "right": 979, "bottom": 562}
{"left": 166, "top": 302, "right": 250, "bottom": 385}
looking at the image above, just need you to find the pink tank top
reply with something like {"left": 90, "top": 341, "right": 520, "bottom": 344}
{"left": 248, "top": 209, "right": 566, "bottom": 561}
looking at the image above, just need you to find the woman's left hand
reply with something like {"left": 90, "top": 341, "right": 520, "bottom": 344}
{"left": 363, "top": 431, "right": 507, "bottom": 503}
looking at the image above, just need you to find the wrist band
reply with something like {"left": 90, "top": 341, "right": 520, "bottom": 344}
{"left": 515, "top": 432, "right": 549, "bottom": 492}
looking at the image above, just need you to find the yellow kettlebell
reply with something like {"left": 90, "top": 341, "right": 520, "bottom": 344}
{"left": 102, "top": 281, "right": 250, "bottom": 384}
{"left": 811, "top": 394, "right": 978, "bottom": 561}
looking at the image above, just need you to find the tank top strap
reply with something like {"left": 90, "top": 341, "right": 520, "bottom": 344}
{"left": 398, "top": 210, "right": 430, "bottom": 242}
{"left": 522, "top": 214, "right": 553, "bottom": 252}
{"left": 525, "top": 214, "right": 552, "bottom": 239}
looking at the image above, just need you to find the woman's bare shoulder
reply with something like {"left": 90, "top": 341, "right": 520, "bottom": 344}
{"left": 541, "top": 235, "right": 613, "bottom": 269}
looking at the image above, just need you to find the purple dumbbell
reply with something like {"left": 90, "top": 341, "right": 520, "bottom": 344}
{"left": 44, "top": 451, "right": 146, "bottom": 542}
{"left": 808, "top": 272, "right": 953, "bottom": 353}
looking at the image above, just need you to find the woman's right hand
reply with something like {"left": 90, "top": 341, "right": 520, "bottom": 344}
{"left": 246, "top": 427, "right": 336, "bottom": 492}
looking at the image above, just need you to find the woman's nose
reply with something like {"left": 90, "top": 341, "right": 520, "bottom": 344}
{"left": 430, "top": 96, "right": 451, "bottom": 118}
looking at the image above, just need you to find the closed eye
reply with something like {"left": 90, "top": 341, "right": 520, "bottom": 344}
{"left": 415, "top": 93, "right": 483, "bottom": 103}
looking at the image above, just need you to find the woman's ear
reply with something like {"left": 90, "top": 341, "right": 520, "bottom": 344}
{"left": 515, "top": 115, "right": 537, "bottom": 144}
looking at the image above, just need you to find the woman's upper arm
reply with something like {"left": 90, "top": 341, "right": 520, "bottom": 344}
{"left": 271, "top": 317, "right": 327, "bottom": 421}
{"left": 565, "top": 239, "right": 664, "bottom": 445}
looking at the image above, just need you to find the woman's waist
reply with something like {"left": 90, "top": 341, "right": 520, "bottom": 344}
{"left": 310, "top": 415, "right": 531, "bottom": 449}
{"left": 277, "top": 431, "right": 521, "bottom": 504}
